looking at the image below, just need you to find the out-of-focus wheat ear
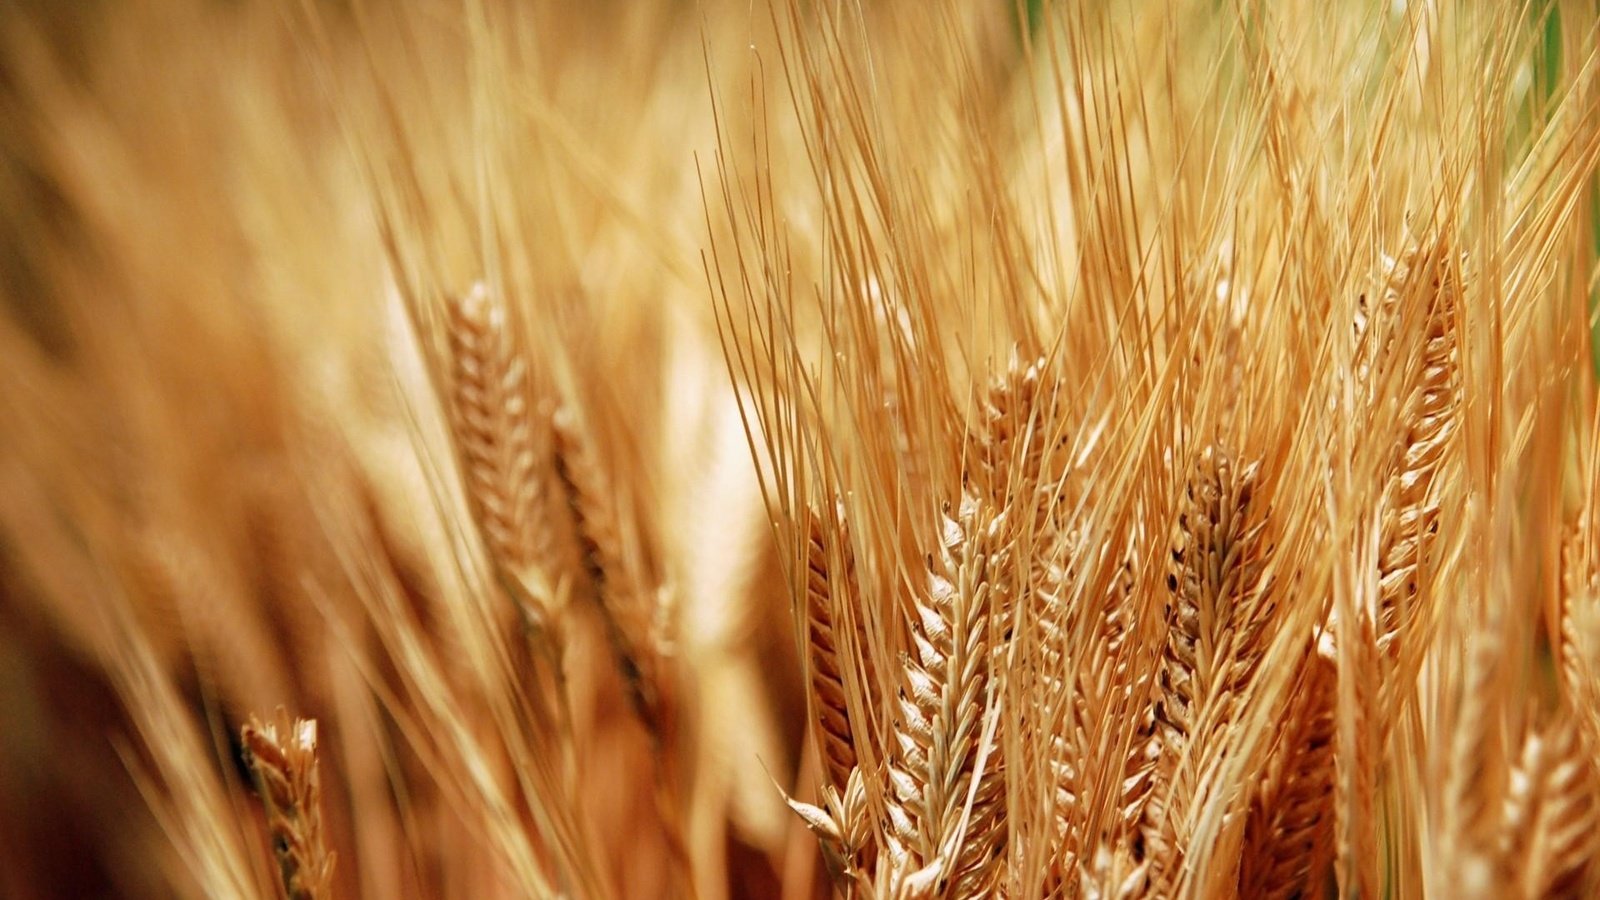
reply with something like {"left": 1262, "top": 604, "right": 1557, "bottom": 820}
{"left": 1376, "top": 249, "right": 1459, "bottom": 658}
{"left": 1033, "top": 556, "right": 1083, "bottom": 885}
{"left": 969, "top": 355, "right": 1050, "bottom": 501}
{"left": 803, "top": 504, "right": 860, "bottom": 794}
{"left": 883, "top": 496, "right": 1009, "bottom": 895}
{"left": 241, "top": 711, "right": 336, "bottom": 900}
{"left": 1237, "top": 640, "right": 1336, "bottom": 899}
{"left": 551, "top": 404, "right": 668, "bottom": 737}
{"left": 1105, "top": 551, "right": 1154, "bottom": 843}
{"left": 1441, "top": 622, "right": 1511, "bottom": 895}
{"left": 1498, "top": 720, "right": 1597, "bottom": 899}
{"left": 1142, "top": 444, "right": 1271, "bottom": 896}
{"left": 1334, "top": 613, "right": 1381, "bottom": 900}
{"left": 1047, "top": 542, "right": 1148, "bottom": 897}
{"left": 1559, "top": 518, "right": 1600, "bottom": 757}
{"left": 444, "top": 282, "right": 563, "bottom": 617}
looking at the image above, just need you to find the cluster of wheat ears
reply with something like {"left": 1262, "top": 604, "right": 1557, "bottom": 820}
{"left": 2, "top": 1, "right": 1600, "bottom": 898}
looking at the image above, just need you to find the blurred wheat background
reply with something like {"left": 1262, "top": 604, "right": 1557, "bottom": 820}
{"left": 1, "top": 1, "right": 1598, "bottom": 898}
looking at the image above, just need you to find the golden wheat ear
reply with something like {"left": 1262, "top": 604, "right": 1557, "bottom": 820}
{"left": 1549, "top": 515, "right": 1600, "bottom": 896}
{"left": 551, "top": 404, "right": 671, "bottom": 737}
{"left": 1497, "top": 719, "right": 1598, "bottom": 898}
{"left": 1237, "top": 639, "right": 1337, "bottom": 899}
{"left": 969, "top": 355, "right": 1053, "bottom": 501}
{"left": 1142, "top": 443, "right": 1274, "bottom": 895}
{"left": 803, "top": 502, "right": 861, "bottom": 795}
{"left": 444, "top": 282, "right": 568, "bottom": 619}
{"left": 878, "top": 496, "right": 1009, "bottom": 896}
{"left": 1373, "top": 245, "right": 1461, "bottom": 661}
{"left": 241, "top": 710, "right": 336, "bottom": 900}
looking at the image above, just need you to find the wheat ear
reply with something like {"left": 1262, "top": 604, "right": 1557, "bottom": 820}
{"left": 1375, "top": 248, "right": 1459, "bottom": 659}
{"left": 1560, "top": 518, "right": 1600, "bottom": 759}
{"left": 1498, "top": 720, "right": 1597, "bottom": 898}
{"left": 973, "top": 357, "right": 1087, "bottom": 886}
{"left": 1237, "top": 640, "right": 1337, "bottom": 899}
{"left": 1100, "top": 552, "right": 1154, "bottom": 899}
{"left": 1142, "top": 444, "right": 1272, "bottom": 895}
{"left": 1032, "top": 551, "right": 1083, "bottom": 884}
{"left": 1036, "top": 535, "right": 1149, "bottom": 896}
{"left": 551, "top": 405, "right": 667, "bottom": 736}
{"left": 970, "top": 356, "right": 1051, "bottom": 502}
{"left": 241, "top": 711, "right": 336, "bottom": 900}
{"left": 803, "top": 503, "right": 861, "bottom": 794}
{"left": 553, "top": 406, "right": 700, "bottom": 898}
{"left": 1334, "top": 607, "right": 1382, "bottom": 900}
{"left": 445, "top": 283, "right": 563, "bottom": 615}
{"left": 882, "top": 496, "right": 1009, "bottom": 896}
{"left": 1545, "top": 518, "right": 1600, "bottom": 897}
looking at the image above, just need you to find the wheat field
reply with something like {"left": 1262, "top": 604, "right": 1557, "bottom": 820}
{"left": 1, "top": 1, "right": 1598, "bottom": 898}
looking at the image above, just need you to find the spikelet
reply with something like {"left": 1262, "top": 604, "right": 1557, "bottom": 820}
{"left": 1237, "top": 641, "right": 1337, "bottom": 899}
{"left": 1142, "top": 444, "right": 1272, "bottom": 895}
{"left": 241, "top": 711, "right": 336, "bottom": 900}
{"left": 787, "top": 765, "right": 873, "bottom": 887}
{"left": 881, "top": 496, "right": 1010, "bottom": 896}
